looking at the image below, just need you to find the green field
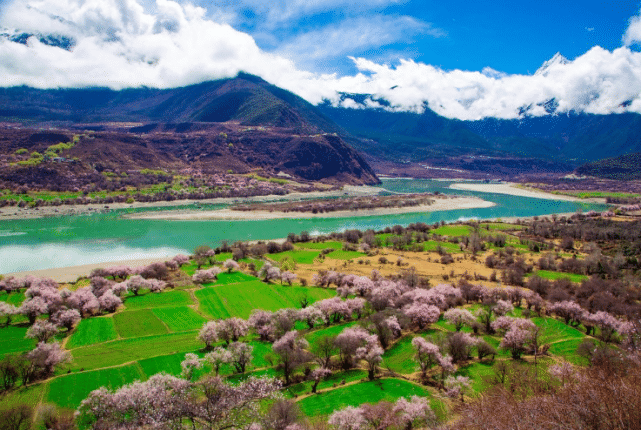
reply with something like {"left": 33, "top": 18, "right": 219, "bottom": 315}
{"left": 0, "top": 383, "right": 45, "bottom": 408}
{"left": 296, "top": 241, "right": 343, "bottom": 250}
{"left": 268, "top": 250, "right": 321, "bottom": 265}
{"left": 71, "top": 331, "right": 200, "bottom": 370}
{"left": 326, "top": 250, "right": 365, "bottom": 260}
{"left": 152, "top": 307, "right": 208, "bottom": 332}
{"left": 47, "top": 363, "right": 145, "bottom": 409}
{"left": 113, "top": 309, "right": 169, "bottom": 338}
{"left": 0, "top": 326, "right": 36, "bottom": 358}
{"left": 530, "top": 270, "right": 589, "bottom": 283}
{"left": 531, "top": 317, "right": 586, "bottom": 344}
{"left": 67, "top": 317, "right": 118, "bottom": 348}
{"left": 196, "top": 280, "right": 334, "bottom": 319}
{"left": 381, "top": 336, "right": 420, "bottom": 374}
{"left": 287, "top": 370, "right": 367, "bottom": 397}
{"left": 123, "top": 290, "right": 193, "bottom": 310}
{"left": 305, "top": 322, "right": 357, "bottom": 346}
{"left": 422, "top": 240, "right": 462, "bottom": 253}
{"left": 431, "top": 225, "right": 472, "bottom": 237}
{"left": 0, "top": 291, "right": 26, "bottom": 306}
{"left": 297, "top": 378, "right": 430, "bottom": 416}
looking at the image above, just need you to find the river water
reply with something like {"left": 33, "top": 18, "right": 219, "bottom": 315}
{"left": 0, "top": 179, "right": 607, "bottom": 273}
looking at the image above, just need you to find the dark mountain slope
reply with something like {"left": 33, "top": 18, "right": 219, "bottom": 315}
{"left": 0, "top": 73, "right": 339, "bottom": 134}
{"left": 575, "top": 152, "right": 641, "bottom": 181}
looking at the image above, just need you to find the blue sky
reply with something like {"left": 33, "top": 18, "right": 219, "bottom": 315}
{"left": 186, "top": 0, "right": 641, "bottom": 75}
{"left": 2, "top": 0, "right": 641, "bottom": 119}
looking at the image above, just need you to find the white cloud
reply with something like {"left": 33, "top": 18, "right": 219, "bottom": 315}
{"left": 2, "top": 0, "right": 641, "bottom": 121}
{"left": 276, "top": 15, "right": 442, "bottom": 63}
{"left": 623, "top": 10, "right": 641, "bottom": 45}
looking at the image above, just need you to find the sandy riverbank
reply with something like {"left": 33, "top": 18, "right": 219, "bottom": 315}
{"left": 0, "top": 185, "right": 384, "bottom": 220}
{"left": 124, "top": 196, "right": 496, "bottom": 221}
{"left": 2, "top": 257, "right": 171, "bottom": 283}
{"left": 449, "top": 182, "right": 591, "bottom": 202}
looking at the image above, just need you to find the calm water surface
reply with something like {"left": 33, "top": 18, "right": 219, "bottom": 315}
{"left": 0, "top": 179, "right": 607, "bottom": 273}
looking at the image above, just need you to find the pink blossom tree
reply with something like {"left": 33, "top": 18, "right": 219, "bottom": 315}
{"left": 180, "top": 353, "right": 203, "bottom": 381}
{"left": 249, "top": 309, "right": 274, "bottom": 340}
{"left": 444, "top": 308, "right": 475, "bottom": 331}
{"left": 500, "top": 318, "right": 536, "bottom": 359}
{"left": 445, "top": 375, "right": 472, "bottom": 402}
{"left": 355, "top": 334, "right": 384, "bottom": 380}
{"left": 53, "top": 308, "right": 81, "bottom": 331}
{"left": 328, "top": 406, "right": 365, "bottom": 430}
{"left": 223, "top": 259, "right": 240, "bottom": 273}
{"left": 335, "top": 326, "right": 370, "bottom": 369}
{"left": 0, "top": 302, "right": 18, "bottom": 327}
{"left": 192, "top": 267, "right": 222, "bottom": 285}
{"left": 297, "top": 306, "right": 325, "bottom": 329}
{"left": 403, "top": 303, "right": 440, "bottom": 330}
{"left": 310, "top": 367, "right": 332, "bottom": 393}
{"left": 205, "top": 347, "right": 233, "bottom": 376}
{"left": 217, "top": 317, "right": 249, "bottom": 344}
{"left": 272, "top": 330, "right": 309, "bottom": 385}
{"left": 199, "top": 321, "right": 220, "bottom": 349}
{"left": 148, "top": 279, "right": 167, "bottom": 293}
{"left": 20, "top": 297, "right": 49, "bottom": 324}
{"left": 172, "top": 254, "right": 190, "bottom": 267}
{"left": 393, "top": 396, "right": 436, "bottom": 430}
{"left": 125, "top": 275, "right": 149, "bottom": 295}
{"left": 27, "top": 341, "right": 71, "bottom": 376}
{"left": 493, "top": 299, "right": 514, "bottom": 316}
{"left": 98, "top": 289, "right": 122, "bottom": 313}
{"left": 280, "top": 271, "right": 297, "bottom": 286}
{"left": 66, "top": 287, "right": 99, "bottom": 316}
{"left": 26, "top": 320, "right": 58, "bottom": 343}
{"left": 259, "top": 262, "right": 281, "bottom": 283}
{"left": 549, "top": 301, "right": 584, "bottom": 326}
{"left": 228, "top": 342, "right": 253, "bottom": 373}
{"left": 411, "top": 337, "right": 441, "bottom": 378}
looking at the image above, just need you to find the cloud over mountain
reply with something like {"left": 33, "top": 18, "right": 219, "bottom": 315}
{"left": 2, "top": 0, "right": 641, "bottom": 120}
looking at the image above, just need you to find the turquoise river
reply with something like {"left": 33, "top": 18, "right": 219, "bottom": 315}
{"left": 0, "top": 179, "right": 608, "bottom": 273}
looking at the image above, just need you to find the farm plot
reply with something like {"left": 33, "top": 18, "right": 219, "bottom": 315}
{"left": 47, "top": 363, "right": 144, "bottom": 409}
{"left": 70, "top": 331, "right": 200, "bottom": 371}
{"left": 268, "top": 250, "right": 320, "bottom": 265}
{"left": 0, "top": 326, "right": 36, "bottom": 358}
{"left": 123, "top": 290, "right": 193, "bottom": 310}
{"left": 152, "top": 307, "right": 208, "bottom": 332}
{"left": 326, "top": 250, "right": 365, "bottom": 260}
{"left": 0, "top": 291, "right": 26, "bottom": 306}
{"left": 531, "top": 270, "right": 589, "bottom": 283}
{"left": 296, "top": 241, "right": 343, "bottom": 250}
{"left": 67, "top": 317, "right": 118, "bottom": 348}
{"left": 196, "top": 280, "right": 334, "bottom": 319}
{"left": 297, "top": 378, "right": 430, "bottom": 416}
{"left": 287, "top": 370, "right": 367, "bottom": 397}
{"left": 0, "top": 383, "right": 45, "bottom": 408}
{"left": 113, "top": 309, "right": 169, "bottom": 338}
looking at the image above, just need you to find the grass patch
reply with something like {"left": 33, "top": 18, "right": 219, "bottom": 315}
{"left": 196, "top": 281, "right": 334, "bottom": 320}
{"left": 287, "top": 370, "right": 367, "bottom": 397}
{"left": 47, "top": 363, "right": 144, "bottom": 409}
{"left": 152, "top": 307, "right": 208, "bottom": 332}
{"left": 431, "top": 225, "right": 472, "bottom": 237}
{"left": 0, "top": 291, "right": 26, "bottom": 307}
{"left": 70, "top": 331, "right": 200, "bottom": 371}
{"left": 296, "top": 241, "right": 343, "bottom": 250}
{"left": 113, "top": 309, "right": 169, "bottom": 338}
{"left": 268, "top": 250, "right": 321, "bottom": 265}
{"left": 215, "top": 272, "right": 258, "bottom": 284}
{"left": 0, "top": 326, "right": 36, "bottom": 358}
{"left": 531, "top": 317, "right": 586, "bottom": 344}
{"left": 297, "top": 378, "right": 429, "bottom": 416}
{"left": 548, "top": 339, "right": 589, "bottom": 365}
{"left": 422, "top": 241, "right": 462, "bottom": 253}
{"left": 67, "top": 317, "right": 118, "bottom": 348}
{"left": 382, "top": 336, "right": 420, "bottom": 374}
{"left": 326, "top": 250, "right": 365, "bottom": 260}
{"left": 0, "top": 383, "right": 45, "bottom": 409}
{"left": 305, "top": 322, "right": 358, "bottom": 346}
{"left": 455, "top": 361, "right": 496, "bottom": 393}
{"left": 530, "top": 270, "right": 588, "bottom": 283}
{"left": 123, "top": 290, "right": 193, "bottom": 310}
